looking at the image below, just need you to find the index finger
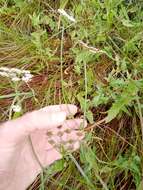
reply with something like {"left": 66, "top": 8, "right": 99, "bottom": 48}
{"left": 40, "top": 104, "right": 78, "bottom": 116}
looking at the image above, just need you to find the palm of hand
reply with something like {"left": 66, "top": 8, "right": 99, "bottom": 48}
{"left": 0, "top": 105, "right": 85, "bottom": 190}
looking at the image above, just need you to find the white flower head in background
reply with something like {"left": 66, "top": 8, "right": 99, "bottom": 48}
{"left": 58, "top": 9, "right": 76, "bottom": 23}
{"left": 12, "top": 105, "right": 22, "bottom": 113}
{"left": 0, "top": 67, "right": 33, "bottom": 83}
{"left": 11, "top": 77, "right": 21, "bottom": 82}
{"left": 22, "top": 73, "right": 33, "bottom": 82}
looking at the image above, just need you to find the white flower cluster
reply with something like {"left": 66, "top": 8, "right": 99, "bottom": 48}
{"left": 12, "top": 105, "right": 22, "bottom": 113}
{"left": 58, "top": 9, "right": 76, "bottom": 23}
{"left": 0, "top": 67, "right": 33, "bottom": 82}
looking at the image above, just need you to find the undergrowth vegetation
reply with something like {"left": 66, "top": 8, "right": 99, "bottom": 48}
{"left": 0, "top": 0, "right": 143, "bottom": 189}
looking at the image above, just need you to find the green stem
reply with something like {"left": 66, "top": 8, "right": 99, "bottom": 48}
{"left": 84, "top": 61, "right": 87, "bottom": 127}
{"left": 28, "top": 136, "right": 45, "bottom": 190}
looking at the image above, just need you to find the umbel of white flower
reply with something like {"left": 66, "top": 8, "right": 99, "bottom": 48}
{"left": 12, "top": 105, "right": 22, "bottom": 113}
{"left": 0, "top": 67, "right": 33, "bottom": 82}
{"left": 58, "top": 9, "right": 76, "bottom": 23}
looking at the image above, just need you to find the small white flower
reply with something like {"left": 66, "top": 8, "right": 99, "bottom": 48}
{"left": 0, "top": 67, "right": 10, "bottom": 72}
{"left": 22, "top": 70, "right": 31, "bottom": 74}
{"left": 78, "top": 40, "right": 104, "bottom": 54}
{"left": 11, "top": 68, "right": 22, "bottom": 74}
{"left": 0, "top": 71, "right": 9, "bottom": 77}
{"left": 12, "top": 105, "right": 22, "bottom": 113}
{"left": 22, "top": 73, "right": 33, "bottom": 82}
{"left": 11, "top": 77, "right": 21, "bottom": 82}
{"left": 58, "top": 9, "right": 76, "bottom": 23}
{"left": 0, "top": 67, "right": 33, "bottom": 83}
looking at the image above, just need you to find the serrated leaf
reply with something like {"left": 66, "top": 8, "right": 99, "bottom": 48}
{"left": 106, "top": 80, "right": 138, "bottom": 122}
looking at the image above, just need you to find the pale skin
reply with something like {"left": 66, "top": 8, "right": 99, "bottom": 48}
{"left": 0, "top": 104, "right": 86, "bottom": 190}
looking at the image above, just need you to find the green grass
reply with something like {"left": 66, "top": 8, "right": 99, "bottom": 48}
{"left": 0, "top": 0, "right": 143, "bottom": 189}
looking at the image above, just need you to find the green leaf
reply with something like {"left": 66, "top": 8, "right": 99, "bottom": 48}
{"left": 86, "top": 110, "right": 94, "bottom": 124}
{"left": 106, "top": 80, "right": 138, "bottom": 122}
{"left": 45, "top": 159, "right": 65, "bottom": 176}
{"left": 92, "top": 93, "right": 109, "bottom": 107}
{"left": 29, "top": 12, "right": 41, "bottom": 28}
{"left": 122, "top": 19, "right": 135, "bottom": 27}
{"left": 13, "top": 0, "right": 25, "bottom": 7}
{"left": 113, "top": 154, "right": 141, "bottom": 188}
{"left": 100, "top": 166, "right": 113, "bottom": 174}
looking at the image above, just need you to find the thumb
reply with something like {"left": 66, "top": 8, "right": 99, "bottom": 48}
{"left": 0, "top": 110, "right": 66, "bottom": 143}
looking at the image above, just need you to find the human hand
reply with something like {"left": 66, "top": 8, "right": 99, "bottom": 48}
{"left": 0, "top": 104, "right": 86, "bottom": 190}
